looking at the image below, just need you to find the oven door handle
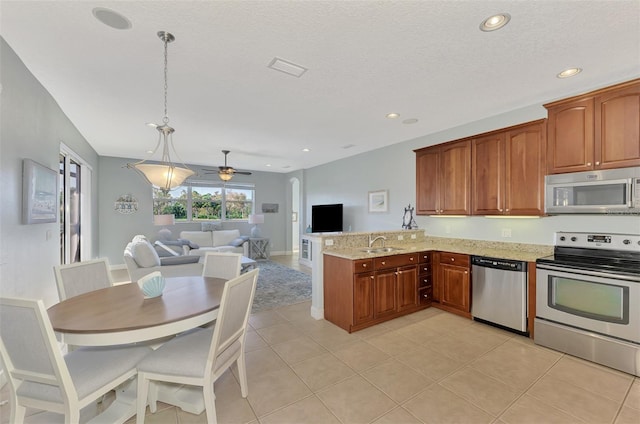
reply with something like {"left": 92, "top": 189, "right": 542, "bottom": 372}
{"left": 536, "top": 263, "right": 640, "bottom": 283}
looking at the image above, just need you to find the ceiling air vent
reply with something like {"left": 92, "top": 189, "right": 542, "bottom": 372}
{"left": 268, "top": 57, "right": 307, "bottom": 78}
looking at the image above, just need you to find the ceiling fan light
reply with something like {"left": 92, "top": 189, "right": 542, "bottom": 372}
{"left": 218, "top": 171, "right": 233, "bottom": 181}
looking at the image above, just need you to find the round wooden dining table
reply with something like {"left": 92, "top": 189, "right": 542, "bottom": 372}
{"left": 48, "top": 276, "right": 226, "bottom": 346}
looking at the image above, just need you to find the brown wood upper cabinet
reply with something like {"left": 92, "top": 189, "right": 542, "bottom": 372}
{"left": 546, "top": 79, "right": 640, "bottom": 174}
{"left": 415, "top": 139, "right": 471, "bottom": 215}
{"left": 472, "top": 120, "right": 546, "bottom": 216}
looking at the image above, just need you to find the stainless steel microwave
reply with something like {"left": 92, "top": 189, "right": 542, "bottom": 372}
{"left": 545, "top": 167, "right": 640, "bottom": 214}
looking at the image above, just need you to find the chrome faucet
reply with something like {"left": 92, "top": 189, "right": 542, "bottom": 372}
{"left": 368, "top": 235, "right": 387, "bottom": 248}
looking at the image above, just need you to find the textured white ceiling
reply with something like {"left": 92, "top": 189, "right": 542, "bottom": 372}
{"left": 1, "top": 1, "right": 639, "bottom": 173}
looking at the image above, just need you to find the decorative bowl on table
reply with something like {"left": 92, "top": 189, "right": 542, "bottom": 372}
{"left": 137, "top": 271, "right": 166, "bottom": 299}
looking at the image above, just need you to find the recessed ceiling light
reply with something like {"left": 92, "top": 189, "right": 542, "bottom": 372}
{"left": 265, "top": 164, "right": 272, "bottom": 167}
{"left": 386, "top": 113, "right": 400, "bottom": 119}
{"left": 92, "top": 7, "right": 132, "bottom": 30}
{"left": 302, "top": 148, "right": 310, "bottom": 152}
{"left": 557, "top": 68, "right": 582, "bottom": 78}
{"left": 402, "top": 118, "right": 419, "bottom": 124}
{"left": 480, "top": 13, "right": 511, "bottom": 32}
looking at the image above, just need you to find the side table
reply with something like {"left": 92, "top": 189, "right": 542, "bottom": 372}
{"left": 249, "top": 237, "right": 270, "bottom": 260}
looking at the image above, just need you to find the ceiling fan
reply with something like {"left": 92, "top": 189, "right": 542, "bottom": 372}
{"left": 203, "top": 150, "right": 252, "bottom": 181}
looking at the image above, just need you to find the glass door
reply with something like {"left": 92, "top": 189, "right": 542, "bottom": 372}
{"left": 59, "top": 152, "right": 82, "bottom": 264}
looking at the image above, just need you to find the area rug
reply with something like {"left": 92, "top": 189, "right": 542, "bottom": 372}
{"left": 252, "top": 261, "right": 312, "bottom": 313}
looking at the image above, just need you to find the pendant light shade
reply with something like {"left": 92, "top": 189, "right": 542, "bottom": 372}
{"left": 128, "top": 31, "right": 194, "bottom": 191}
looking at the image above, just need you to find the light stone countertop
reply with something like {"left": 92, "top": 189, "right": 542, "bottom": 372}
{"left": 323, "top": 237, "right": 553, "bottom": 263}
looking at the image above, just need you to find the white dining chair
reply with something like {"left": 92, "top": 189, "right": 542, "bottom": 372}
{"left": 136, "top": 268, "right": 259, "bottom": 424}
{"left": 0, "top": 297, "right": 153, "bottom": 424}
{"left": 201, "top": 252, "right": 242, "bottom": 280}
{"left": 53, "top": 258, "right": 114, "bottom": 300}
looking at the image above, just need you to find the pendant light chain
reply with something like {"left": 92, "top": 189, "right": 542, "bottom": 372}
{"left": 163, "top": 35, "right": 169, "bottom": 125}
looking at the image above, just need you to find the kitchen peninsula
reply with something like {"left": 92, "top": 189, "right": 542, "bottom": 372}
{"left": 317, "top": 230, "right": 552, "bottom": 334}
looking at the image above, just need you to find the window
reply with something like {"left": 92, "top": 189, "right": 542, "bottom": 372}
{"left": 153, "top": 183, "right": 255, "bottom": 222}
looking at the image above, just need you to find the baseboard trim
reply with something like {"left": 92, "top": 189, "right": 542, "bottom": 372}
{"left": 310, "top": 305, "right": 324, "bottom": 320}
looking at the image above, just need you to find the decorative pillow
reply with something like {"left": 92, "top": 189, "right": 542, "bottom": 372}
{"left": 160, "top": 255, "right": 200, "bottom": 266}
{"left": 201, "top": 222, "right": 221, "bottom": 232}
{"left": 131, "top": 238, "right": 161, "bottom": 268}
{"left": 229, "top": 236, "right": 249, "bottom": 247}
{"left": 154, "top": 241, "right": 182, "bottom": 257}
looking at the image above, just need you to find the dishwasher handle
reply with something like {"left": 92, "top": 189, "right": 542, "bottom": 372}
{"left": 471, "top": 256, "right": 526, "bottom": 272}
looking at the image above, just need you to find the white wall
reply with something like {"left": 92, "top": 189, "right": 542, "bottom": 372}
{"left": 300, "top": 103, "right": 640, "bottom": 244}
{"left": 0, "top": 38, "right": 99, "bottom": 306}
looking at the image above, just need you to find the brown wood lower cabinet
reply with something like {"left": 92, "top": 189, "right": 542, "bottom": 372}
{"left": 324, "top": 252, "right": 429, "bottom": 333}
{"left": 433, "top": 251, "right": 471, "bottom": 318}
{"left": 417, "top": 251, "right": 433, "bottom": 306}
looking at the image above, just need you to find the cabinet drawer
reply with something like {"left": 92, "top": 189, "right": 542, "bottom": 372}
{"left": 418, "top": 273, "right": 432, "bottom": 288}
{"left": 419, "top": 251, "right": 432, "bottom": 264}
{"left": 439, "top": 252, "right": 470, "bottom": 267}
{"left": 353, "top": 259, "right": 373, "bottom": 273}
{"left": 418, "top": 286, "right": 433, "bottom": 305}
{"left": 374, "top": 253, "right": 418, "bottom": 270}
{"left": 418, "top": 263, "right": 432, "bottom": 274}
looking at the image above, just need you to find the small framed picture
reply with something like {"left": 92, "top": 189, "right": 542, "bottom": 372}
{"left": 368, "top": 189, "right": 388, "bottom": 213}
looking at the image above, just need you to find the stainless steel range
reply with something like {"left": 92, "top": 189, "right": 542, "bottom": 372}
{"left": 535, "top": 232, "right": 640, "bottom": 376}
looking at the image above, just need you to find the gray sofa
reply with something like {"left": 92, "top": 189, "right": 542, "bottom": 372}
{"left": 179, "top": 230, "right": 249, "bottom": 258}
{"left": 124, "top": 235, "right": 202, "bottom": 282}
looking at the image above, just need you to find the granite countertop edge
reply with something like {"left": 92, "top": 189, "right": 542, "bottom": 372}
{"left": 323, "top": 241, "right": 552, "bottom": 263}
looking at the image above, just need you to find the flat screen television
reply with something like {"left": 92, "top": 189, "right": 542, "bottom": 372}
{"left": 311, "top": 203, "right": 343, "bottom": 233}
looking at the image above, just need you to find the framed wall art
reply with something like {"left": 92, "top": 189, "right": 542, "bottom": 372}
{"left": 368, "top": 189, "right": 388, "bottom": 213}
{"left": 261, "top": 203, "right": 279, "bottom": 213}
{"left": 23, "top": 159, "right": 58, "bottom": 224}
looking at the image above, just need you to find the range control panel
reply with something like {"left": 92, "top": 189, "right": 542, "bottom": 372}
{"left": 555, "top": 232, "right": 640, "bottom": 251}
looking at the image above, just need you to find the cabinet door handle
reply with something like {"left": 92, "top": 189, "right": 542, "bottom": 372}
{"left": 370, "top": 276, "right": 374, "bottom": 279}
{"left": 410, "top": 257, "right": 414, "bottom": 261}
{"left": 381, "top": 261, "right": 386, "bottom": 265}
{"left": 498, "top": 208, "right": 503, "bottom": 212}
{"left": 423, "top": 293, "right": 429, "bottom": 298}
{"left": 587, "top": 162, "right": 592, "bottom": 166}
{"left": 451, "top": 258, "right": 455, "bottom": 262}
{"left": 595, "top": 161, "right": 600, "bottom": 165}
{"left": 464, "top": 271, "right": 468, "bottom": 274}
{"left": 362, "top": 264, "right": 367, "bottom": 268}
{"left": 395, "top": 272, "right": 398, "bottom": 275}
{"left": 505, "top": 209, "right": 509, "bottom": 212}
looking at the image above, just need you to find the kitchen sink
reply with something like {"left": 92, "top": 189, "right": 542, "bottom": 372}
{"left": 359, "top": 247, "right": 405, "bottom": 254}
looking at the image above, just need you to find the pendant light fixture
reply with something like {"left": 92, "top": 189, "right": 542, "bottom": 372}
{"left": 128, "top": 31, "right": 194, "bottom": 191}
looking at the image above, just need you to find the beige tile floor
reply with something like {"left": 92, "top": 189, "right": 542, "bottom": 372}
{"left": 2, "top": 255, "right": 639, "bottom": 424}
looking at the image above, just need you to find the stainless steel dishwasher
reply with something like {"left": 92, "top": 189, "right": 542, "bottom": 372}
{"left": 471, "top": 256, "right": 528, "bottom": 335}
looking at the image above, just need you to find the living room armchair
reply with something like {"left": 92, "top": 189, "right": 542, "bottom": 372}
{"left": 124, "top": 235, "right": 203, "bottom": 282}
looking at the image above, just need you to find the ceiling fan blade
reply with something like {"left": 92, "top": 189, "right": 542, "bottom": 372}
{"left": 234, "top": 171, "right": 252, "bottom": 175}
